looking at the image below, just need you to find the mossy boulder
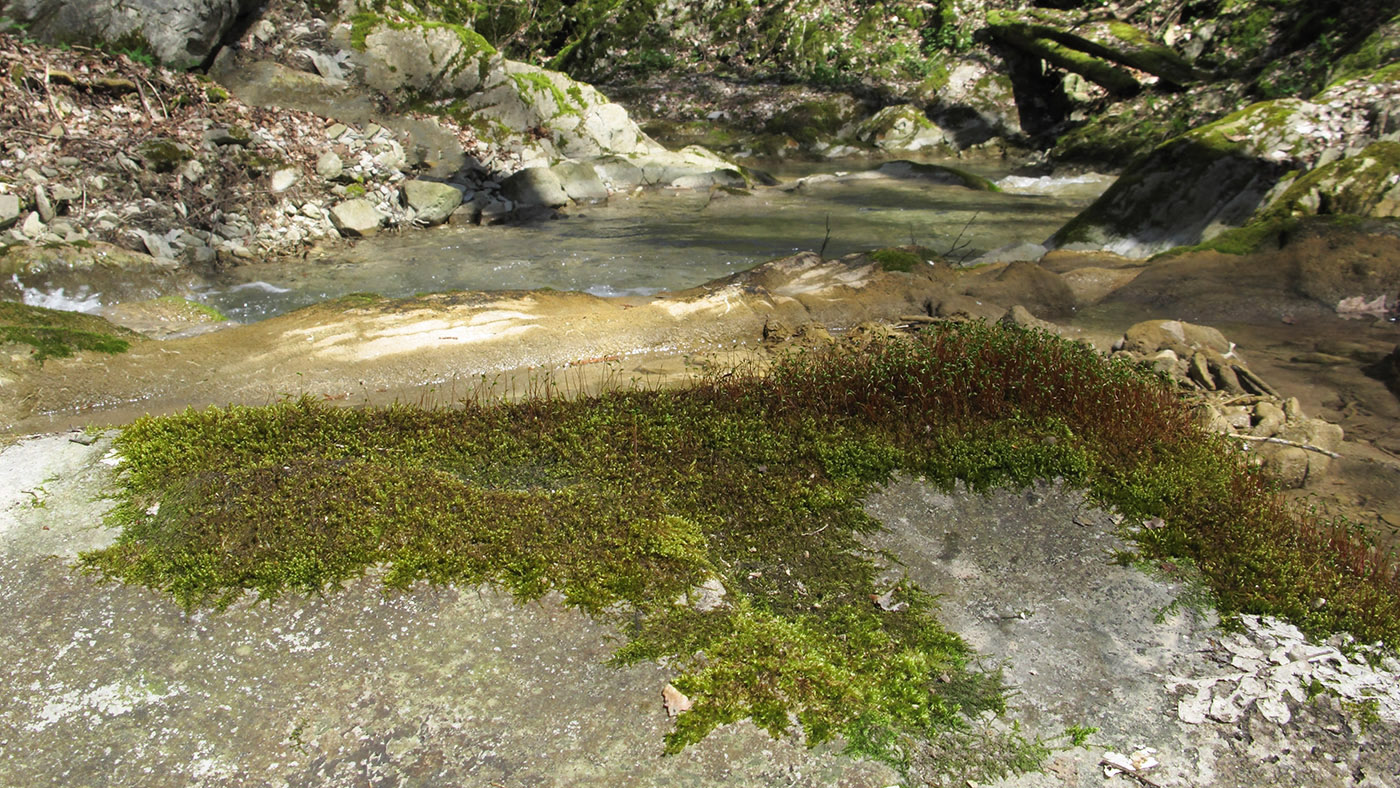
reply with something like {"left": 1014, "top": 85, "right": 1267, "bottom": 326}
{"left": 1261, "top": 142, "right": 1400, "bottom": 220}
{"left": 1050, "top": 69, "right": 1400, "bottom": 257}
{"left": 345, "top": 15, "right": 663, "bottom": 162}
{"left": 855, "top": 105, "right": 948, "bottom": 154}
{"left": 764, "top": 99, "right": 859, "bottom": 146}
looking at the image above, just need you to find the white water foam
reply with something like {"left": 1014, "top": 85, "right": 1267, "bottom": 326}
{"left": 996, "top": 173, "right": 1114, "bottom": 194}
{"left": 13, "top": 275, "right": 104, "bottom": 313}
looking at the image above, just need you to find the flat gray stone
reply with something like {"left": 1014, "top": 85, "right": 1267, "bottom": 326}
{"left": 329, "top": 199, "right": 386, "bottom": 237}
{"left": 401, "top": 180, "right": 464, "bottom": 226}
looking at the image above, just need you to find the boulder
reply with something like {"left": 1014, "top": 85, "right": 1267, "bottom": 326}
{"left": 550, "top": 162, "right": 609, "bottom": 203}
{"left": 401, "top": 180, "right": 465, "bottom": 225}
{"left": 501, "top": 167, "right": 570, "bottom": 208}
{"left": 348, "top": 18, "right": 664, "bottom": 164}
{"left": 856, "top": 106, "right": 948, "bottom": 153}
{"left": 3, "top": 0, "right": 261, "bottom": 69}
{"left": 924, "top": 59, "right": 1022, "bottom": 146}
{"left": 329, "top": 199, "right": 386, "bottom": 237}
{"left": 1050, "top": 70, "right": 1400, "bottom": 257}
{"left": 1120, "top": 319, "right": 1231, "bottom": 358}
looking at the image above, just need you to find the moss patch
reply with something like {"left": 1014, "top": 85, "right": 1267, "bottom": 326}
{"left": 869, "top": 246, "right": 931, "bottom": 272}
{"left": 0, "top": 301, "right": 135, "bottom": 363}
{"left": 81, "top": 323, "right": 1400, "bottom": 777}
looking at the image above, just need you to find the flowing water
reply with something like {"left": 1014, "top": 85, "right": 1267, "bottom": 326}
{"left": 189, "top": 164, "right": 1113, "bottom": 322}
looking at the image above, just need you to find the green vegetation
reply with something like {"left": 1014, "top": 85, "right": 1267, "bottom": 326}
{"left": 869, "top": 247, "right": 926, "bottom": 272}
{"left": 0, "top": 301, "right": 134, "bottom": 363}
{"left": 80, "top": 323, "right": 1400, "bottom": 777}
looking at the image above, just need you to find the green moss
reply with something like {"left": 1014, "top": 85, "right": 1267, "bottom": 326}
{"left": 869, "top": 247, "right": 928, "bottom": 273}
{"left": 1329, "top": 17, "right": 1400, "bottom": 86}
{"left": 510, "top": 70, "right": 582, "bottom": 117}
{"left": 987, "top": 11, "right": 1140, "bottom": 95}
{"left": 765, "top": 100, "right": 849, "bottom": 145}
{"left": 0, "top": 301, "right": 135, "bottom": 363}
{"left": 78, "top": 323, "right": 1400, "bottom": 778}
{"left": 137, "top": 139, "right": 193, "bottom": 174}
{"left": 152, "top": 297, "right": 228, "bottom": 322}
{"left": 1261, "top": 141, "right": 1400, "bottom": 219}
{"left": 204, "top": 85, "right": 229, "bottom": 103}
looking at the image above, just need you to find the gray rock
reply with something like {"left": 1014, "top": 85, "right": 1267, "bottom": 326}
{"left": 316, "top": 153, "right": 344, "bottom": 181}
{"left": 0, "top": 194, "right": 21, "bottom": 231}
{"left": 270, "top": 169, "right": 300, "bottom": 193}
{"left": 33, "top": 185, "right": 54, "bottom": 222}
{"left": 591, "top": 157, "right": 645, "bottom": 191}
{"left": 500, "top": 167, "right": 569, "bottom": 208}
{"left": 50, "top": 184, "right": 80, "bottom": 204}
{"left": 203, "top": 126, "right": 251, "bottom": 147}
{"left": 329, "top": 199, "right": 386, "bottom": 237}
{"left": 20, "top": 212, "right": 44, "bottom": 238}
{"left": 401, "top": 180, "right": 464, "bottom": 226}
{"left": 550, "top": 162, "right": 609, "bottom": 203}
{"left": 3, "top": 0, "right": 261, "bottom": 69}
{"left": 972, "top": 242, "right": 1047, "bottom": 265}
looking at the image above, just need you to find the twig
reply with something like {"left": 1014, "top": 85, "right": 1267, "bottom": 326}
{"left": 944, "top": 211, "right": 979, "bottom": 263}
{"left": 818, "top": 213, "right": 832, "bottom": 258}
{"left": 1227, "top": 434, "right": 1341, "bottom": 458}
{"left": 801, "top": 523, "right": 830, "bottom": 536}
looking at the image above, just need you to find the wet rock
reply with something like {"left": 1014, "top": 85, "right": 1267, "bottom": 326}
{"left": 401, "top": 180, "right": 464, "bottom": 226}
{"left": 1121, "top": 319, "right": 1231, "bottom": 358}
{"left": 999, "top": 304, "right": 1060, "bottom": 334}
{"left": 501, "top": 167, "right": 569, "bottom": 209}
{"left": 592, "top": 156, "right": 645, "bottom": 191}
{"left": 329, "top": 199, "right": 386, "bottom": 237}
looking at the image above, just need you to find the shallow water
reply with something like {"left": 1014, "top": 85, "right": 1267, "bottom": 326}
{"left": 193, "top": 164, "right": 1112, "bottom": 322}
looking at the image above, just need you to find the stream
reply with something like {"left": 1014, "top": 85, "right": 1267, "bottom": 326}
{"left": 189, "top": 163, "right": 1113, "bottom": 322}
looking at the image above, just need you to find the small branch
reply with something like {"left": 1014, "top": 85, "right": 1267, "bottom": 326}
{"left": 1228, "top": 434, "right": 1341, "bottom": 458}
{"left": 818, "top": 213, "right": 832, "bottom": 258}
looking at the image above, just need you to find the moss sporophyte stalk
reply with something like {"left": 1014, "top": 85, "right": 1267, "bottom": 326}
{"left": 81, "top": 322, "right": 1400, "bottom": 780}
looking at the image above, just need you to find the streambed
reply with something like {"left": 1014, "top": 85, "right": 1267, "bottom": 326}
{"left": 189, "top": 165, "right": 1112, "bottom": 322}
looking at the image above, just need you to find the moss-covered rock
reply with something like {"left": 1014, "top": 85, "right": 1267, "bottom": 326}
{"left": 855, "top": 105, "right": 948, "bottom": 154}
{"left": 0, "top": 301, "right": 136, "bottom": 363}
{"left": 1261, "top": 141, "right": 1400, "bottom": 220}
{"left": 1050, "top": 68, "right": 1400, "bottom": 257}
{"left": 345, "top": 14, "right": 663, "bottom": 162}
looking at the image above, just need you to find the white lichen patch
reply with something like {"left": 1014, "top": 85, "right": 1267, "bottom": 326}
{"left": 28, "top": 679, "right": 185, "bottom": 732}
{"left": 1169, "top": 614, "right": 1400, "bottom": 726}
